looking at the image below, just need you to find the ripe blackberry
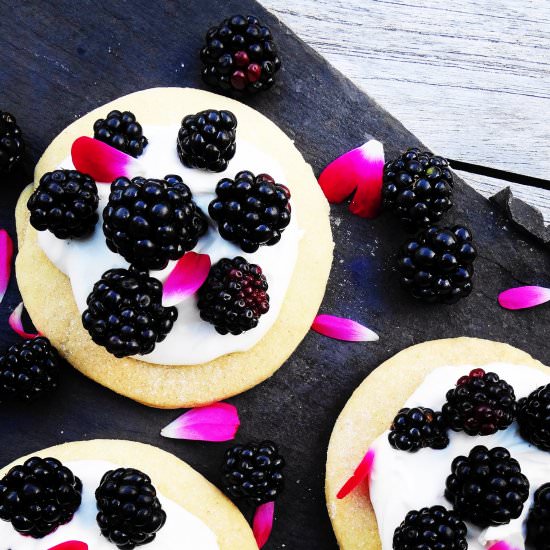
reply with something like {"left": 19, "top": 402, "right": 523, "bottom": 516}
{"left": 445, "top": 445, "right": 529, "bottom": 527}
{"left": 82, "top": 266, "right": 177, "bottom": 358}
{"left": 0, "top": 456, "right": 82, "bottom": 538}
{"left": 177, "top": 109, "right": 237, "bottom": 172}
{"left": 527, "top": 483, "right": 550, "bottom": 550}
{"left": 397, "top": 225, "right": 477, "bottom": 304}
{"left": 200, "top": 14, "right": 281, "bottom": 94}
{"left": 27, "top": 169, "right": 99, "bottom": 239}
{"left": 0, "top": 111, "right": 24, "bottom": 172}
{"left": 442, "top": 368, "right": 516, "bottom": 436}
{"left": 197, "top": 257, "right": 269, "bottom": 335}
{"left": 0, "top": 337, "right": 59, "bottom": 403}
{"left": 103, "top": 175, "right": 207, "bottom": 270}
{"left": 393, "top": 505, "right": 467, "bottom": 550}
{"left": 96, "top": 467, "right": 166, "bottom": 549}
{"left": 209, "top": 170, "right": 291, "bottom": 253}
{"left": 388, "top": 407, "right": 449, "bottom": 452}
{"left": 93, "top": 110, "right": 148, "bottom": 158}
{"left": 383, "top": 148, "right": 454, "bottom": 231}
{"left": 221, "top": 441, "right": 284, "bottom": 505}
{"left": 517, "top": 384, "right": 550, "bottom": 451}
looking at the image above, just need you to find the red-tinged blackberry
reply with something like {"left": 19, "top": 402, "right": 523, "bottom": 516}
{"left": 82, "top": 266, "right": 177, "bottom": 358}
{"left": 177, "top": 109, "right": 237, "bottom": 172}
{"left": 209, "top": 170, "right": 291, "bottom": 253}
{"left": 0, "top": 337, "right": 59, "bottom": 403}
{"left": 517, "top": 384, "right": 550, "bottom": 451}
{"left": 393, "top": 505, "right": 467, "bottom": 550}
{"left": 388, "top": 407, "right": 449, "bottom": 452}
{"left": 103, "top": 175, "right": 207, "bottom": 270}
{"left": 93, "top": 110, "right": 148, "bottom": 158}
{"left": 96, "top": 467, "right": 166, "bottom": 549}
{"left": 27, "top": 169, "right": 99, "bottom": 239}
{"left": 200, "top": 14, "right": 281, "bottom": 94}
{"left": 445, "top": 445, "right": 529, "bottom": 527}
{"left": 442, "top": 368, "right": 516, "bottom": 436}
{"left": 221, "top": 441, "right": 284, "bottom": 505}
{"left": 0, "top": 111, "right": 24, "bottom": 172}
{"left": 0, "top": 456, "right": 82, "bottom": 538}
{"left": 197, "top": 257, "right": 269, "bottom": 335}
{"left": 527, "top": 483, "right": 550, "bottom": 550}
{"left": 383, "top": 148, "right": 454, "bottom": 231}
{"left": 397, "top": 225, "right": 477, "bottom": 304}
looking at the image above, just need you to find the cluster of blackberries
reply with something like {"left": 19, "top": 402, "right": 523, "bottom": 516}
{"left": 93, "top": 110, "right": 148, "bottom": 158}
{"left": 388, "top": 407, "right": 449, "bottom": 452}
{"left": 0, "top": 111, "right": 24, "bottom": 172}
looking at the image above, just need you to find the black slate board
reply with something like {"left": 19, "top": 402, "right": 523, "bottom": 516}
{"left": 1, "top": 1, "right": 550, "bottom": 548}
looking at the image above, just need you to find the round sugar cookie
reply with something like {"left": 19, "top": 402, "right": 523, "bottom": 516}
{"left": 15, "top": 87, "right": 333, "bottom": 408}
{"left": 325, "top": 337, "right": 548, "bottom": 549}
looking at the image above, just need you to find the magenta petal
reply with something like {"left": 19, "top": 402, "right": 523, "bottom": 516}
{"left": 48, "top": 542, "right": 88, "bottom": 550}
{"left": 498, "top": 286, "right": 550, "bottom": 310}
{"left": 8, "top": 302, "right": 40, "bottom": 339}
{"left": 337, "top": 448, "right": 375, "bottom": 499}
{"left": 161, "top": 402, "right": 240, "bottom": 442}
{"left": 318, "top": 146, "right": 366, "bottom": 203}
{"left": 162, "top": 252, "right": 211, "bottom": 306}
{"left": 488, "top": 542, "right": 518, "bottom": 550}
{"left": 312, "top": 314, "right": 379, "bottom": 342}
{"left": 0, "top": 229, "right": 14, "bottom": 305}
{"left": 253, "top": 501, "right": 275, "bottom": 549}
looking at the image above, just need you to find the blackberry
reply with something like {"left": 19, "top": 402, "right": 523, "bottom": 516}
{"left": 393, "top": 505, "right": 467, "bottom": 550}
{"left": 442, "top": 368, "right": 516, "bottom": 436}
{"left": 197, "top": 257, "right": 269, "bottom": 335}
{"left": 527, "top": 483, "right": 550, "bottom": 550}
{"left": 103, "top": 175, "right": 207, "bottom": 270}
{"left": 96, "top": 467, "right": 166, "bottom": 549}
{"left": 200, "top": 14, "right": 281, "bottom": 94}
{"left": 93, "top": 110, "right": 148, "bottom": 158}
{"left": 82, "top": 266, "right": 177, "bottom": 358}
{"left": 397, "top": 225, "right": 477, "bottom": 304}
{"left": 383, "top": 148, "right": 454, "bottom": 231}
{"left": 177, "top": 109, "right": 237, "bottom": 172}
{"left": 445, "top": 445, "right": 529, "bottom": 527}
{"left": 517, "top": 384, "right": 550, "bottom": 451}
{"left": 0, "top": 111, "right": 24, "bottom": 172}
{"left": 0, "top": 337, "right": 59, "bottom": 403}
{"left": 209, "top": 170, "right": 291, "bottom": 253}
{"left": 0, "top": 456, "right": 82, "bottom": 538}
{"left": 27, "top": 169, "right": 99, "bottom": 239}
{"left": 221, "top": 441, "right": 284, "bottom": 505}
{"left": 388, "top": 407, "right": 449, "bottom": 452}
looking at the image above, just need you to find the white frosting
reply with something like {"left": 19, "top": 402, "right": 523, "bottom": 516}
{"left": 369, "top": 363, "right": 550, "bottom": 550}
{"left": 35, "top": 125, "right": 302, "bottom": 364}
{"left": 0, "top": 459, "right": 219, "bottom": 549}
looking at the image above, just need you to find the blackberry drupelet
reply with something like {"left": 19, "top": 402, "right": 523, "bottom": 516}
{"left": 96, "top": 467, "right": 166, "bottom": 549}
{"left": 27, "top": 169, "right": 99, "bottom": 239}
{"left": 397, "top": 225, "right": 477, "bottom": 304}
{"left": 388, "top": 407, "right": 449, "bottom": 452}
{"left": 93, "top": 110, "right": 148, "bottom": 158}
{"left": 200, "top": 14, "right": 281, "bottom": 94}
{"left": 445, "top": 445, "right": 530, "bottom": 527}
{"left": 0, "top": 337, "right": 59, "bottom": 403}
{"left": 197, "top": 256, "right": 269, "bottom": 335}
{"left": 208, "top": 170, "right": 291, "bottom": 253}
{"left": 221, "top": 440, "right": 284, "bottom": 505}
{"left": 0, "top": 456, "right": 82, "bottom": 538}
{"left": 0, "top": 111, "right": 24, "bottom": 172}
{"left": 82, "top": 266, "right": 177, "bottom": 358}
{"left": 517, "top": 384, "right": 550, "bottom": 452}
{"left": 102, "top": 175, "right": 207, "bottom": 270}
{"left": 382, "top": 148, "right": 454, "bottom": 231}
{"left": 527, "top": 483, "right": 550, "bottom": 550}
{"left": 177, "top": 109, "right": 237, "bottom": 172}
{"left": 442, "top": 368, "right": 516, "bottom": 436}
{"left": 393, "top": 505, "right": 467, "bottom": 550}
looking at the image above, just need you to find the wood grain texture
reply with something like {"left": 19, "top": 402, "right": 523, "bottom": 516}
{"left": 261, "top": 0, "right": 550, "bottom": 221}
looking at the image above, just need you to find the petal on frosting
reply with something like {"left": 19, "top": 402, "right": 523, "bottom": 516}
{"left": 337, "top": 448, "right": 375, "bottom": 499}
{"left": 162, "top": 252, "right": 211, "bottom": 307}
{"left": 8, "top": 302, "right": 40, "bottom": 339}
{"left": 253, "top": 501, "right": 275, "bottom": 549}
{"left": 161, "top": 402, "right": 240, "bottom": 442}
{"left": 0, "top": 229, "right": 13, "bottom": 304}
{"left": 498, "top": 286, "right": 550, "bottom": 310}
{"left": 312, "top": 314, "right": 379, "bottom": 342}
{"left": 48, "top": 542, "right": 88, "bottom": 550}
{"left": 488, "top": 542, "right": 519, "bottom": 550}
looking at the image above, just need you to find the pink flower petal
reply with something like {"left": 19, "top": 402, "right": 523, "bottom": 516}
{"left": 162, "top": 252, "right": 211, "bottom": 307}
{"left": 488, "top": 541, "right": 520, "bottom": 550}
{"left": 311, "top": 314, "right": 379, "bottom": 342}
{"left": 0, "top": 229, "right": 14, "bottom": 305}
{"left": 48, "top": 542, "right": 88, "bottom": 550}
{"left": 8, "top": 302, "right": 40, "bottom": 339}
{"left": 498, "top": 286, "right": 550, "bottom": 310}
{"left": 161, "top": 402, "right": 240, "bottom": 442}
{"left": 253, "top": 501, "right": 275, "bottom": 549}
{"left": 337, "top": 448, "right": 375, "bottom": 499}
